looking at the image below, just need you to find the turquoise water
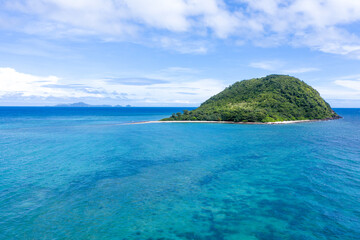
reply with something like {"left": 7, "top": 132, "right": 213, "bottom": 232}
{"left": 0, "top": 107, "right": 359, "bottom": 240}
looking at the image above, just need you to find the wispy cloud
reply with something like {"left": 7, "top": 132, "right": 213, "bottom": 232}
{"left": 0, "top": 67, "right": 226, "bottom": 106}
{"left": 249, "top": 60, "right": 284, "bottom": 71}
{"left": 249, "top": 61, "right": 319, "bottom": 74}
{"left": 282, "top": 68, "right": 319, "bottom": 74}
{"left": 105, "top": 77, "right": 169, "bottom": 86}
{"left": 314, "top": 74, "right": 360, "bottom": 104}
{"left": 335, "top": 80, "right": 360, "bottom": 91}
{"left": 3, "top": 0, "right": 360, "bottom": 57}
{"left": 161, "top": 67, "right": 199, "bottom": 74}
{"left": 0, "top": 38, "right": 76, "bottom": 58}
{"left": 316, "top": 87, "right": 360, "bottom": 100}
{"left": 157, "top": 37, "right": 209, "bottom": 54}
{"left": 176, "top": 92, "right": 198, "bottom": 95}
{"left": 334, "top": 74, "right": 360, "bottom": 91}
{"left": 0, "top": 67, "right": 125, "bottom": 99}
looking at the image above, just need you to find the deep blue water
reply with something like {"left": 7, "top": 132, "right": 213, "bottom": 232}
{"left": 0, "top": 107, "right": 359, "bottom": 240}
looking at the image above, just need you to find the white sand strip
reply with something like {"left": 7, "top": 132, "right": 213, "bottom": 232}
{"left": 126, "top": 119, "right": 324, "bottom": 125}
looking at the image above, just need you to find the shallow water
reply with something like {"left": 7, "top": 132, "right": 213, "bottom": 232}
{"left": 0, "top": 107, "right": 359, "bottom": 240}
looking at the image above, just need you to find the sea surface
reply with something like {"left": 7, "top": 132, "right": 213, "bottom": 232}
{"left": 0, "top": 107, "right": 359, "bottom": 240}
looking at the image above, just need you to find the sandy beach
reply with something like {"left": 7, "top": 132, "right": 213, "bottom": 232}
{"left": 127, "top": 119, "right": 327, "bottom": 125}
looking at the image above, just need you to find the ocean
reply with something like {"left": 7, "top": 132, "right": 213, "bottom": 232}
{"left": 0, "top": 107, "right": 359, "bottom": 240}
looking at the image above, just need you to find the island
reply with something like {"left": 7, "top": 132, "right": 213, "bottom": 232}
{"left": 161, "top": 75, "right": 340, "bottom": 123}
{"left": 54, "top": 102, "right": 132, "bottom": 107}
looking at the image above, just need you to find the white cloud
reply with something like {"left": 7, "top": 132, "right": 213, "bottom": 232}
{"left": 0, "top": 67, "right": 226, "bottom": 106}
{"left": 316, "top": 87, "right": 360, "bottom": 100}
{"left": 3, "top": 0, "right": 237, "bottom": 41}
{"left": 157, "top": 37, "right": 208, "bottom": 54}
{"left": 334, "top": 75, "right": 360, "bottom": 91}
{"left": 98, "top": 75, "right": 225, "bottom": 105}
{"left": 162, "top": 67, "right": 198, "bottom": 73}
{"left": 0, "top": 67, "right": 109, "bottom": 98}
{"left": 314, "top": 74, "right": 360, "bottom": 102}
{"left": 249, "top": 61, "right": 319, "bottom": 74}
{"left": 123, "top": 0, "right": 189, "bottom": 32}
{"left": 249, "top": 60, "right": 284, "bottom": 71}
{"left": 239, "top": 0, "right": 360, "bottom": 57}
{"left": 282, "top": 68, "right": 319, "bottom": 74}
{"left": 335, "top": 80, "right": 360, "bottom": 91}
{"left": 3, "top": 0, "right": 360, "bottom": 56}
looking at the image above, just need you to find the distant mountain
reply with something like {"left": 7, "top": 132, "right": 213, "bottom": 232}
{"left": 54, "top": 102, "right": 131, "bottom": 107}
{"left": 162, "top": 75, "right": 340, "bottom": 122}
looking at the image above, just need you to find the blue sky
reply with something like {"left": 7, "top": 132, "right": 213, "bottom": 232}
{"left": 1, "top": 0, "right": 360, "bottom": 107}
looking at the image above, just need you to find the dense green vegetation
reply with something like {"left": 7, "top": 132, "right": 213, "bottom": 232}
{"left": 162, "top": 75, "right": 340, "bottom": 122}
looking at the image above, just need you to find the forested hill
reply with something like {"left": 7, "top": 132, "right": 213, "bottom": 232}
{"left": 162, "top": 75, "right": 340, "bottom": 122}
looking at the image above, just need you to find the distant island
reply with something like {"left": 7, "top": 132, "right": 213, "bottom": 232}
{"left": 161, "top": 75, "right": 340, "bottom": 123}
{"left": 54, "top": 102, "right": 132, "bottom": 107}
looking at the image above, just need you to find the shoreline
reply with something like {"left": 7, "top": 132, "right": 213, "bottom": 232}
{"left": 128, "top": 117, "right": 340, "bottom": 125}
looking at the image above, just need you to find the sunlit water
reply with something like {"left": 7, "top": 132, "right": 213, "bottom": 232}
{"left": 0, "top": 107, "right": 359, "bottom": 240}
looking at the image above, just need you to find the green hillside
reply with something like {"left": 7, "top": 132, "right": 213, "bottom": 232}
{"left": 162, "top": 75, "right": 340, "bottom": 122}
